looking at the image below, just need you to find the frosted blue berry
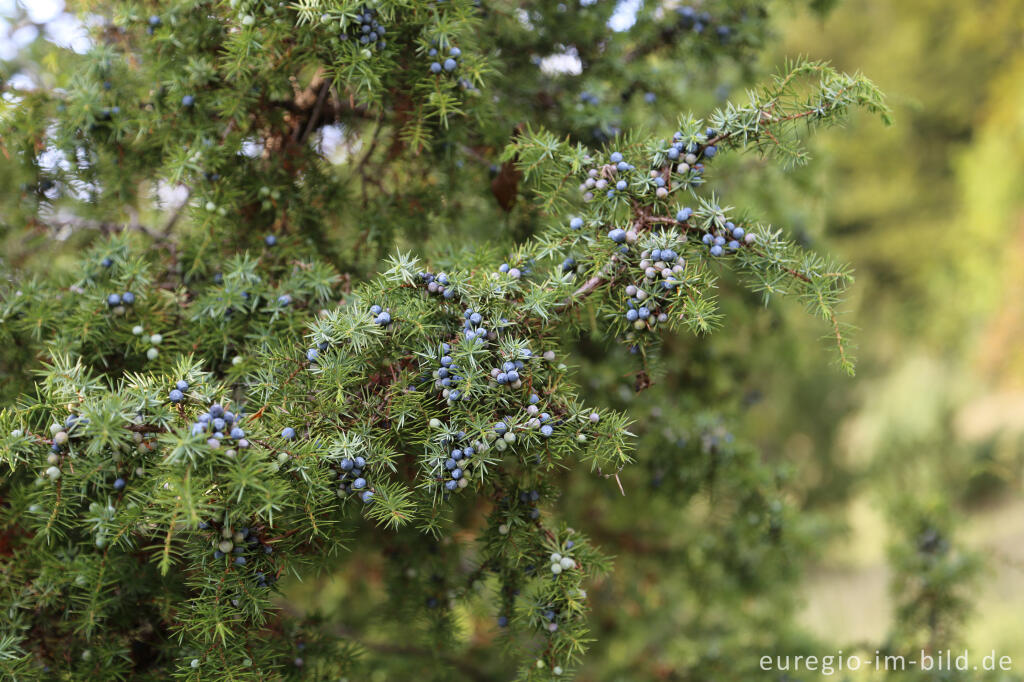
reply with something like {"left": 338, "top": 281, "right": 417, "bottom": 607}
{"left": 107, "top": 293, "right": 121, "bottom": 306}
{"left": 540, "top": 425, "right": 553, "bottom": 437}
{"left": 732, "top": 226, "right": 745, "bottom": 239}
{"left": 361, "top": 491, "right": 374, "bottom": 503}
{"left": 281, "top": 427, "right": 296, "bottom": 440}
{"left": 113, "top": 477, "right": 125, "bottom": 490}
{"left": 264, "top": 235, "right": 276, "bottom": 246}
{"left": 625, "top": 309, "right": 638, "bottom": 322}
{"left": 609, "top": 152, "right": 623, "bottom": 163}
{"left": 234, "top": 556, "right": 246, "bottom": 565}
{"left": 370, "top": 304, "right": 382, "bottom": 315}
{"left": 430, "top": 62, "right": 442, "bottom": 74}
{"left": 169, "top": 389, "right": 184, "bottom": 403}
{"left": 352, "top": 477, "right": 366, "bottom": 489}
{"left": 277, "top": 294, "right": 292, "bottom": 306}
{"left": 443, "top": 58, "right": 457, "bottom": 71}
{"left": 451, "top": 468, "right": 462, "bottom": 479}
{"left": 494, "top": 422, "right": 508, "bottom": 435}
{"left": 608, "top": 228, "right": 626, "bottom": 243}
{"left": 450, "top": 47, "right": 461, "bottom": 57}
{"left": 615, "top": 180, "right": 627, "bottom": 191}
{"left": 307, "top": 348, "right": 319, "bottom": 361}
{"left": 122, "top": 292, "right": 135, "bottom": 305}
{"left": 703, "top": 145, "right": 717, "bottom": 158}
{"left": 710, "top": 245, "right": 723, "bottom": 256}
{"left": 676, "top": 207, "right": 693, "bottom": 221}
{"left": 181, "top": 95, "right": 195, "bottom": 107}
{"left": 176, "top": 380, "right": 189, "bottom": 391}
{"left": 230, "top": 427, "right": 245, "bottom": 439}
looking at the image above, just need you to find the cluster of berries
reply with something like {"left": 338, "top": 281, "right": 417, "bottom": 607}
{"left": 168, "top": 379, "right": 189, "bottom": 403}
{"left": 342, "top": 7, "right": 386, "bottom": 50}
{"left": 306, "top": 340, "right": 329, "bottom": 363}
{"left": 41, "top": 414, "right": 87, "bottom": 481}
{"left": 579, "top": 151, "right": 637, "bottom": 202}
{"left": 428, "top": 45, "right": 461, "bottom": 74}
{"left": 337, "top": 454, "right": 374, "bottom": 502}
{"left": 637, "top": 245, "right": 686, "bottom": 292}
{"left": 131, "top": 325, "right": 163, "bottom": 360}
{"left": 429, "top": 343, "right": 466, "bottom": 405}
{"left": 188, "top": 403, "right": 250, "bottom": 452}
{"left": 496, "top": 262, "right": 523, "bottom": 279}
{"left": 522, "top": 392, "right": 555, "bottom": 438}
{"left": 676, "top": 6, "right": 734, "bottom": 43}
{"left": 617, "top": 245, "right": 686, "bottom": 333}
{"left": 700, "top": 219, "right": 755, "bottom": 257}
{"left": 490, "top": 359, "right": 525, "bottom": 388}
{"left": 210, "top": 524, "right": 272, "bottom": 567}
{"left": 664, "top": 130, "right": 713, "bottom": 185}
{"left": 105, "top": 291, "right": 135, "bottom": 315}
{"left": 369, "top": 304, "right": 392, "bottom": 326}
{"left": 418, "top": 271, "right": 456, "bottom": 299}
{"left": 516, "top": 489, "right": 542, "bottom": 520}
{"left": 437, "top": 430, "right": 483, "bottom": 492}
{"left": 461, "top": 306, "right": 493, "bottom": 345}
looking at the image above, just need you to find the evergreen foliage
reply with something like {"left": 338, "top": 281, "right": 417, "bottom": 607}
{"left": 0, "top": 0, "right": 904, "bottom": 679}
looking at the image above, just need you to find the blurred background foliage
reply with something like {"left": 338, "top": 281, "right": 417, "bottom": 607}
{"left": 1, "top": 0, "right": 1022, "bottom": 678}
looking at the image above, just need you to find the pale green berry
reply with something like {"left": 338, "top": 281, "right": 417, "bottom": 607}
{"left": 191, "top": 658, "right": 200, "bottom": 668}
{"left": 146, "top": 348, "right": 159, "bottom": 360}
{"left": 150, "top": 333, "right": 163, "bottom": 345}
{"left": 503, "top": 432, "right": 515, "bottom": 443}
{"left": 232, "top": 355, "right": 243, "bottom": 365}
{"left": 218, "top": 540, "right": 233, "bottom": 553}
{"left": 10, "top": 429, "right": 22, "bottom": 437}
{"left": 53, "top": 431, "right": 68, "bottom": 445}
{"left": 498, "top": 524, "right": 509, "bottom": 535}
{"left": 429, "top": 418, "right": 442, "bottom": 429}
{"left": 131, "top": 325, "right": 144, "bottom": 335}
{"left": 550, "top": 562, "right": 562, "bottom": 575}
{"left": 45, "top": 466, "right": 61, "bottom": 480}
{"left": 553, "top": 665, "right": 564, "bottom": 675}
{"left": 550, "top": 552, "right": 562, "bottom": 562}
{"left": 47, "top": 453, "right": 59, "bottom": 465}
{"left": 559, "top": 557, "right": 575, "bottom": 570}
